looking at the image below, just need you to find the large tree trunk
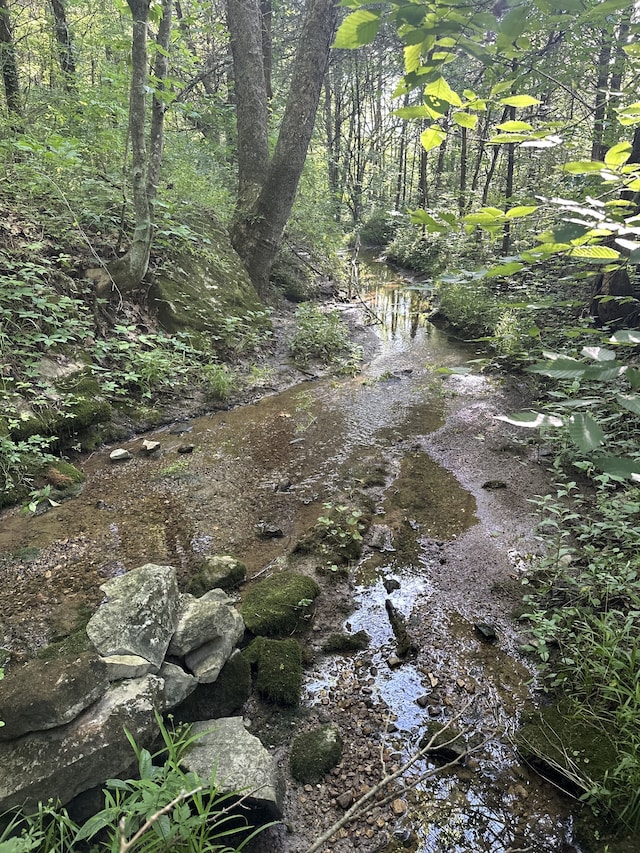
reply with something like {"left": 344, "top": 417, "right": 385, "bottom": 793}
{"left": 229, "top": 0, "right": 337, "bottom": 296}
{"left": 0, "top": 0, "right": 22, "bottom": 119}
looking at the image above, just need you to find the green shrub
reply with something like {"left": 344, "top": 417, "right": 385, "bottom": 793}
{"left": 386, "top": 224, "right": 449, "bottom": 276}
{"left": 289, "top": 304, "right": 351, "bottom": 365}
{"left": 435, "top": 277, "right": 501, "bottom": 337}
{"left": 358, "top": 209, "right": 401, "bottom": 247}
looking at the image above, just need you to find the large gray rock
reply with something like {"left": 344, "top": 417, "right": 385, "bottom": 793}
{"left": 0, "top": 675, "right": 164, "bottom": 812}
{"left": 169, "top": 590, "right": 243, "bottom": 657}
{"left": 171, "top": 592, "right": 245, "bottom": 684}
{"left": 183, "top": 718, "right": 284, "bottom": 817}
{"left": 86, "top": 564, "right": 180, "bottom": 670}
{"left": 0, "top": 653, "right": 109, "bottom": 742}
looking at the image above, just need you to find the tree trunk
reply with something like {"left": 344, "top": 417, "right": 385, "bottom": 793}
{"left": 94, "top": 0, "right": 172, "bottom": 295}
{"left": 501, "top": 105, "right": 516, "bottom": 256}
{"left": 49, "top": 0, "right": 76, "bottom": 91}
{"left": 229, "top": 0, "right": 337, "bottom": 296}
{"left": 591, "top": 31, "right": 612, "bottom": 162}
{"left": 0, "top": 0, "right": 22, "bottom": 119}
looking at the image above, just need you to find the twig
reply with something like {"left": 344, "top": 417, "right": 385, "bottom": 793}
{"left": 304, "top": 700, "right": 479, "bottom": 853}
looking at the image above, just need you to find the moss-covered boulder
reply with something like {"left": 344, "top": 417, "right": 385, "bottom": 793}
{"left": 150, "top": 212, "right": 265, "bottom": 339}
{"left": 187, "top": 555, "right": 247, "bottom": 596}
{"left": 322, "top": 630, "right": 370, "bottom": 653}
{"left": 244, "top": 637, "right": 303, "bottom": 707}
{"left": 240, "top": 571, "right": 320, "bottom": 636}
{"left": 289, "top": 724, "right": 343, "bottom": 784}
{"left": 516, "top": 702, "right": 619, "bottom": 796}
{"left": 171, "top": 650, "right": 251, "bottom": 723}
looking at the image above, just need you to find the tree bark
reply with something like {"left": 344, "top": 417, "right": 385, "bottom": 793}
{"left": 229, "top": 0, "right": 337, "bottom": 296}
{"left": 0, "top": 0, "right": 22, "bottom": 119}
{"left": 591, "top": 31, "right": 612, "bottom": 162}
{"left": 94, "top": 0, "right": 172, "bottom": 295}
{"left": 49, "top": 0, "right": 77, "bottom": 91}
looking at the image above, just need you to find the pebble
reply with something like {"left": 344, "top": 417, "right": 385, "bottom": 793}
{"left": 177, "top": 444, "right": 195, "bottom": 454}
{"left": 391, "top": 798, "right": 407, "bottom": 816}
{"left": 337, "top": 791, "right": 354, "bottom": 809}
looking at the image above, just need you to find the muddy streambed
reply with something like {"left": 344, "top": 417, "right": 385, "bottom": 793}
{"left": 0, "top": 257, "right": 581, "bottom": 852}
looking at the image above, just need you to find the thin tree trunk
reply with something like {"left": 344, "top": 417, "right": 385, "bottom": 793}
{"left": 591, "top": 32, "right": 612, "bottom": 162}
{"left": 501, "top": 104, "right": 516, "bottom": 256}
{"left": 261, "top": 0, "right": 273, "bottom": 100}
{"left": 458, "top": 126, "right": 467, "bottom": 216}
{"left": 0, "top": 0, "right": 22, "bottom": 118}
{"left": 49, "top": 0, "right": 76, "bottom": 91}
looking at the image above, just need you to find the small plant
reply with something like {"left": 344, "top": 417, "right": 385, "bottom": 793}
{"left": 159, "top": 460, "right": 190, "bottom": 478}
{"left": 21, "top": 484, "right": 60, "bottom": 515}
{"left": 201, "top": 363, "right": 235, "bottom": 401}
{"left": 313, "top": 502, "right": 365, "bottom": 564}
{"left": 289, "top": 304, "right": 352, "bottom": 366}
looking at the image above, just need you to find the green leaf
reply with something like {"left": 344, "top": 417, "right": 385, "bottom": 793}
{"left": 566, "top": 413, "right": 604, "bottom": 452}
{"left": 527, "top": 358, "right": 586, "bottom": 379}
{"left": 615, "top": 393, "right": 640, "bottom": 415}
{"left": 420, "top": 126, "right": 446, "bottom": 152}
{"left": 593, "top": 456, "right": 640, "bottom": 479}
{"left": 626, "top": 367, "right": 640, "bottom": 389}
{"left": 604, "top": 142, "right": 632, "bottom": 169}
{"left": 496, "top": 120, "right": 533, "bottom": 132}
{"left": 580, "top": 346, "right": 616, "bottom": 362}
{"left": 499, "top": 6, "right": 528, "bottom": 39}
{"left": 393, "top": 105, "right": 437, "bottom": 120}
{"left": 610, "top": 330, "right": 640, "bottom": 345}
{"left": 561, "top": 160, "right": 605, "bottom": 175}
{"left": 567, "top": 245, "right": 621, "bottom": 260}
{"left": 409, "top": 209, "right": 450, "bottom": 232}
{"left": 485, "top": 261, "right": 524, "bottom": 277}
{"left": 424, "top": 76, "right": 462, "bottom": 107}
{"left": 505, "top": 205, "right": 538, "bottom": 219}
{"left": 452, "top": 111, "right": 478, "bottom": 129}
{"left": 496, "top": 411, "right": 564, "bottom": 428}
{"left": 333, "top": 10, "right": 381, "bottom": 49}
{"left": 499, "top": 95, "right": 541, "bottom": 108}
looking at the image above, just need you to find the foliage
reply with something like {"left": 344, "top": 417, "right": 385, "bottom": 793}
{"left": 385, "top": 223, "right": 449, "bottom": 276}
{"left": 289, "top": 304, "right": 360, "bottom": 373}
{"left": 312, "top": 502, "right": 365, "bottom": 564}
{"left": 0, "top": 715, "right": 267, "bottom": 853}
{"left": 521, "top": 483, "right": 640, "bottom": 829}
{"left": 357, "top": 209, "right": 401, "bottom": 248}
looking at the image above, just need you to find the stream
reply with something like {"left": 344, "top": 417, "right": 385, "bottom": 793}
{"left": 0, "top": 255, "right": 582, "bottom": 852}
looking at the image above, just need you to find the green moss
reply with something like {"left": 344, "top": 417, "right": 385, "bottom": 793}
{"left": 36, "top": 626, "right": 91, "bottom": 661}
{"left": 10, "top": 396, "right": 112, "bottom": 442}
{"left": 289, "top": 724, "right": 343, "bottom": 783}
{"left": 244, "top": 637, "right": 303, "bottom": 707}
{"left": 322, "top": 630, "right": 370, "bottom": 653}
{"left": 187, "top": 556, "right": 247, "bottom": 596}
{"left": 240, "top": 571, "right": 320, "bottom": 636}
{"left": 516, "top": 701, "right": 619, "bottom": 796}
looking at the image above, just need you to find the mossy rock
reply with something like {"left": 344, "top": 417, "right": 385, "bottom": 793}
{"left": 187, "top": 555, "right": 247, "bottom": 596}
{"left": 244, "top": 637, "right": 303, "bottom": 707}
{"left": 516, "top": 701, "right": 619, "bottom": 796}
{"left": 240, "top": 571, "right": 320, "bottom": 636}
{"left": 322, "top": 630, "right": 370, "bottom": 653}
{"left": 10, "top": 396, "right": 112, "bottom": 443}
{"left": 172, "top": 650, "right": 251, "bottom": 722}
{"left": 150, "top": 211, "right": 264, "bottom": 339}
{"left": 290, "top": 724, "right": 343, "bottom": 783}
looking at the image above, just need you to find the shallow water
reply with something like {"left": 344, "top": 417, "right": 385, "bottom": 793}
{"left": 0, "top": 255, "right": 581, "bottom": 851}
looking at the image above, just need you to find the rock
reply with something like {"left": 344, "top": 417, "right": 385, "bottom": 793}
{"left": 172, "top": 650, "right": 251, "bottom": 722}
{"left": 109, "top": 448, "right": 131, "bottom": 462}
{"left": 177, "top": 444, "right": 195, "bottom": 454}
{"left": 141, "top": 440, "right": 161, "bottom": 454}
{"left": 169, "top": 590, "right": 244, "bottom": 658}
{"left": 0, "top": 675, "right": 164, "bottom": 811}
{"left": 370, "top": 525, "right": 395, "bottom": 552}
{"left": 169, "top": 422, "right": 192, "bottom": 435}
{"left": 322, "top": 630, "right": 370, "bottom": 653}
{"left": 101, "top": 654, "right": 152, "bottom": 681}
{"left": 474, "top": 622, "right": 498, "bottom": 643}
{"left": 416, "top": 694, "right": 430, "bottom": 709}
{"left": 290, "top": 724, "right": 343, "bottom": 784}
{"left": 382, "top": 577, "right": 401, "bottom": 593}
{"left": 481, "top": 480, "right": 507, "bottom": 490}
{"left": 187, "top": 555, "right": 247, "bottom": 595}
{"left": 181, "top": 599, "right": 245, "bottom": 684}
{"left": 391, "top": 798, "right": 407, "bottom": 816}
{"left": 183, "top": 718, "right": 284, "bottom": 817}
{"left": 255, "top": 522, "right": 284, "bottom": 539}
{"left": 244, "top": 637, "right": 302, "bottom": 707}
{"left": 0, "top": 653, "right": 109, "bottom": 742}
{"left": 386, "top": 654, "right": 402, "bottom": 669}
{"left": 240, "top": 571, "right": 320, "bottom": 636}
{"left": 86, "top": 564, "right": 180, "bottom": 670}
{"left": 336, "top": 791, "right": 354, "bottom": 809}
{"left": 158, "top": 661, "right": 198, "bottom": 710}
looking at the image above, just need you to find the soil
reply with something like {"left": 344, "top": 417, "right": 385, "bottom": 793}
{"left": 0, "top": 262, "right": 584, "bottom": 852}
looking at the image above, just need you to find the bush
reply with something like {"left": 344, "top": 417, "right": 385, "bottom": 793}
{"left": 289, "top": 304, "right": 352, "bottom": 365}
{"left": 358, "top": 209, "right": 401, "bottom": 247}
{"left": 386, "top": 224, "right": 449, "bottom": 276}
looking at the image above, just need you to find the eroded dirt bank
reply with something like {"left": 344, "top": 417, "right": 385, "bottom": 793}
{"left": 0, "top": 261, "right": 581, "bottom": 852}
